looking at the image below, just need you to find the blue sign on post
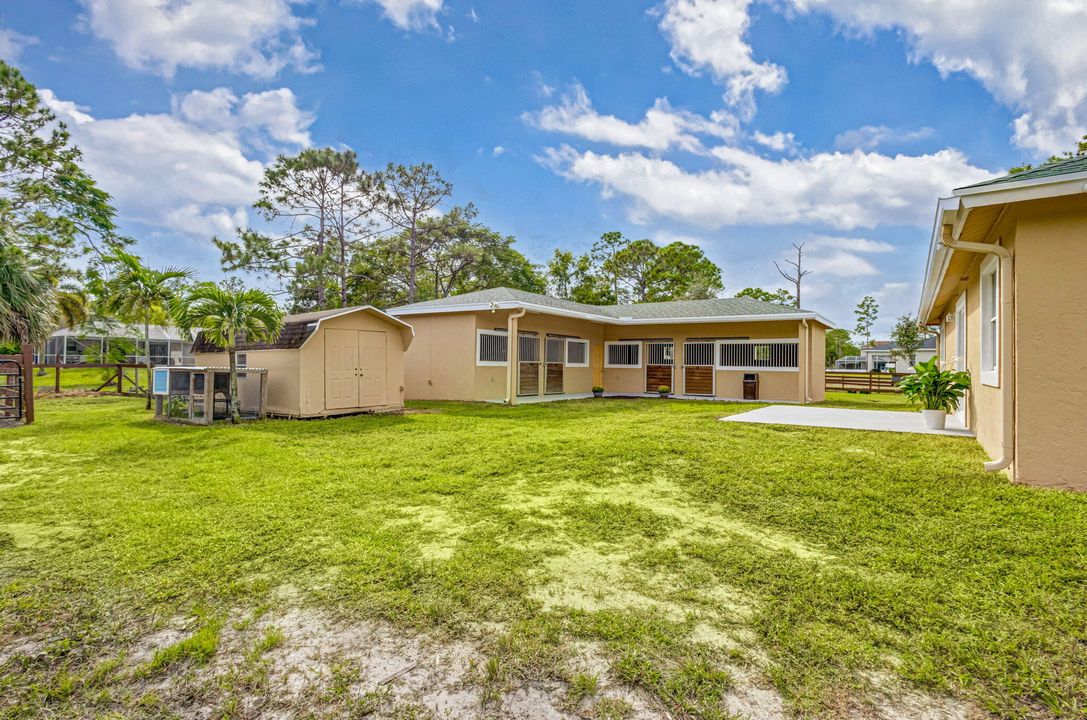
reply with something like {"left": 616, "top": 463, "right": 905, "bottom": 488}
{"left": 153, "top": 367, "right": 169, "bottom": 395}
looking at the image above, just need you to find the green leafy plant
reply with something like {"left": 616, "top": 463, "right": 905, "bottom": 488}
{"left": 898, "top": 356, "right": 971, "bottom": 412}
{"left": 592, "top": 385, "right": 604, "bottom": 394}
{"left": 657, "top": 385, "right": 670, "bottom": 395}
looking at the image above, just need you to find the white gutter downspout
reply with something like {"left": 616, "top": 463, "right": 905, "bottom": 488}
{"left": 940, "top": 222, "right": 1015, "bottom": 474}
{"left": 505, "top": 307, "right": 526, "bottom": 405}
{"left": 800, "top": 319, "right": 812, "bottom": 403}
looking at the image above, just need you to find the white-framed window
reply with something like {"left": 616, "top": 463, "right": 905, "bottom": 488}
{"left": 546, "top": 337, "right": 565, "bottom": 364}
{"left": 565, "top": 339, "right": 589, "bottom": 367}
{"left": 980, "top": 255, "right": 999, "bottom": 386}
{"left": 235, "top": 352, "right": 248, "bottom": 368}
{"left": 646, "top": 341, "right": 674, "bottom": 365}
{"left": 605, "top": 341, "right": 641, "bottom": 368}
{"left": 954, "top": 292, "right": 967, "bottom": 372}
{"left": 476, "top": 329, "right": 508, "bottom": 366}
{"left": 717, "top": 339, "right": 799, "bottom": 370}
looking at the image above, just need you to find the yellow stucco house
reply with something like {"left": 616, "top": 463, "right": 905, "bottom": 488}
{"left": 386, "top": 288, "right": 833, "bottom": 405}
{"left": 919, "top": 155, "right": 1087, "bottom": 491}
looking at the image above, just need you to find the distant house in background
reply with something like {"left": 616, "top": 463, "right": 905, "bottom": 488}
{"left": 859, "top": 337, "right": 937, "bottom": 373}
{"left": 37, "top": 322, "right": 195, "bottom": 365}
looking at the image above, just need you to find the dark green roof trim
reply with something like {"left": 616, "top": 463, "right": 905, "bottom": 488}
{"left": 956, "top": 155, "right": 1087, "bottom": 191}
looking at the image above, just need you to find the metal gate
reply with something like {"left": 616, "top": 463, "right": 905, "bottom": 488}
{"left": 683, "top": 341, "right": 715, "bottom": 396}
{"left": 0, "top": 358, "right": 24, "bottom": 421}
{"left": 518, "top": 334, "right": 540, "bottom": 396}
{"left": 645, "top": 341, "right": 674, "bottom": 393}
{"left": 545, "top": 337, "right": 565, "bottom": 394}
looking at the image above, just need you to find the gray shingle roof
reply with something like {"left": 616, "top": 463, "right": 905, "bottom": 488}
{"left": 956, "top": 154, "right": 1087, "bottom": 191}
{"left": 389, "top": 287, "right": 816, "bottom": 321}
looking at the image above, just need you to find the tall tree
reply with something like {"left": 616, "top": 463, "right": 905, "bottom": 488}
{"left": 591, "top": 231, "right": 629, "bottom": 302}
{"left": 825, "top": 328, "right": 859, "bottom": 367}
{"left": 773, "top": 242, "right": 812, "bottom": 308}
{"left": 854, "top": 295, "right": 879, "bottom": 349}
{"left": 175, "top": 283, "right": 283, "bottom": 424}
{"left": 379, "top": 163, "right": 452, "bottom": 303}
{"left": 218, "top": 148, "right": 383, "bottom": 311}
{"left": 735, "top": 287, "right": 795, "bottom": 305}
{"left": 546, "top": 249, "right": 576, "bottom": 299}
{"left": 890, "top": 314, "right": 924, "bottom": 366}
{"left": 101, "top": 251, "right": 192, "bottom": 409}
{"left": 647, "top": 242, "right": 724, "bottom": 301}
{"left": 0, "top": 61, "right": 119, "bottom": 277}
{"left": 569, "top": 254, "right": 616, "bottom": 305}
{"left": 605, "top": 238, "right": 658, "bottom": 302}
{"left": 0, "top": 233, "right": 55, "bottom": 348}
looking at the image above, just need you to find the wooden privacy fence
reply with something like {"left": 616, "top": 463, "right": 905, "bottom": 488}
{"left": 34, "top": 362, "right": 149, "bottom": 396}
{"left": 825, "top": 371, "right": 902, "bottom": 394}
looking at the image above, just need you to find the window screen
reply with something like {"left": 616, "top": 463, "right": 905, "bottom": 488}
{"left": 546, "top": 337, "right": 565, "bottom": 363}
{"left": 519, "top": 334, "right": 540, "bottom": 363}
{"left": 477, "top": 330, "right": 508, "bottom": 364}
{"left": 566, "top": 339, "right": 589, "bottom": 366}
{"left": 718, "top": 341, "right": 798, "bottom": 369}
{"left": 606, "top": 342, "right": 640, "bottom": 367}
{"left": 646, "top": 342, "right": 674, "bottom": 365}
{"left": 683, "top": 342, "right": 715, "bottom": 366}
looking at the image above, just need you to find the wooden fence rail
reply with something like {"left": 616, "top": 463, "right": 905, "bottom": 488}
{"left": 825, "top": 371, "right": 903, "bottom": 394}
{"left": 33, "top": 362, "right": 149, "bottom": 396}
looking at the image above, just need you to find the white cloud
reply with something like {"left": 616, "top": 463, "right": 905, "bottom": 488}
{"left": 491, "top": 145, "right": 506, "bottom": 156}
{"left": 833, "top": 125, "right": 934, "bottom": 151}
{"left": 657, "top": 0, "right": 786, "bottom": 117}
{"left": 540, "top": 144, "right": 992, "bottom": 230}
{"left": 78, "top": 0, "right": 319, "bottom": 78}
{"left": 523, "top": 82, "right": 738, "bottom": 153}
{"left": 752, "top": 130, "right": 797, "bottom": 153}
{"left": 779, "top": 235, "right": 894, "bottom": 279}
{"left": 0, "top": 28, "right": 38, "bottom": 62}
{"left": 368, "top": 0, "right": 444, "bottom": 31}
{"left": 42, "top": 87, "right": 312, "bottom": 239}
{"left": 787, "top": 0, "right": 1087, "bottom": 154}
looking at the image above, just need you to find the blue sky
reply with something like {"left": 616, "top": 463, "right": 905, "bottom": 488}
{"left": 3, "top": 0, "right": 1084, "bottom": 335}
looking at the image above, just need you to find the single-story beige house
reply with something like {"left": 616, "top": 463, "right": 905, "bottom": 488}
{"left": 386, "top": 288, "right": 833, "bottom": 404}
{"left": 193, "top": 306, "right": 413, "bottom": 418}
{"left": 918, "top": 155, "right": 1087, "bottom": 491}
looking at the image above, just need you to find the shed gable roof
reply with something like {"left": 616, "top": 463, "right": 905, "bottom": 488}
{"left": 192, "top": 306, "right": 411, "bottom": 353}
{"left": 956, "top": 154, "right": 1087, "bottom": 191}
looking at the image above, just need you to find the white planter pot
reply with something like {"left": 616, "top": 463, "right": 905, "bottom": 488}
{"left": 921, "top": 409, "right": 947, "bottom": 430}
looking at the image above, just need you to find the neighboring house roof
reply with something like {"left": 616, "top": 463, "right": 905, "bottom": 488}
{"left": 388, "top": 287, "right": 835, "bottom": 327}
{"left": 192, "top": 305, "right": 413, "bottom": 353}
{"left": 52, "top": 322, "right": 192, "bottom": 342}
{"left": 955, "top": 155, "right": 1087, "bottom": 191}
{"left": 861, "top": 337, "right": 937, "bottom": 353}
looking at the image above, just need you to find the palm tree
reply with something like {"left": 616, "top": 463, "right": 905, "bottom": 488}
{"left": 0, "top": 234, "right": 56, "bottom": 348}
{"left": 101, "top": 251, "right": 192, "bottom": 409}
{"left": 36, "top": 286, "right": 88, "bottom": 375}
{"left": 174, "top": 283, "right": 283, "bottom": 424}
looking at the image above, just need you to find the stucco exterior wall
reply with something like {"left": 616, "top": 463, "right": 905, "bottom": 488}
{"left": 471, "top": 311, "right": 604, "bottom": 401}
{"left": 601, "top": 320, "right": 810, "bottom": 402}
{"left": 397, "top": 311, "right": 829, "bottom": 404}
{"left": 1011, "top": 199, "right": 1087, "bottom": 490}
{"left": 401, "top": 313, "right": 476, "bottom": 400}
{"left": 297, "top": 311, "right": 408, "bottom": 415}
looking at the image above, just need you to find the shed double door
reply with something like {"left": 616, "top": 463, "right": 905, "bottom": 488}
{"left": 518, "top": 334, "right": 540, "bottom": 396}
{"left": 325, "top": 329, "right": 387, "bottom": 410}
{"left": 683, "top": 341, "right": 715, "bottom": 396}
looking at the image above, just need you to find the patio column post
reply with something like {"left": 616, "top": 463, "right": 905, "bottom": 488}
{"left": 506, "top": 307, "right": 525, "bottom": 405}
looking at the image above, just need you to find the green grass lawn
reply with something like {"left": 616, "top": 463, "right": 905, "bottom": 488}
{"left": 1, "top": 397, "right": 1085, "bottom": 719}
{"left": 32, "top": 367, "right": 149, "bottom": 394}
{"left": 818, "top": 391, "right": 914, "bottom": 412}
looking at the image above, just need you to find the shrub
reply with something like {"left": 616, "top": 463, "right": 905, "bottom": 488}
{"left": 898, "top": 356, "right": 971, "bottom": 412}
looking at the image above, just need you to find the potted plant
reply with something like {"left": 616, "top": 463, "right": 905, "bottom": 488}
{"left": 657, "top": 385, "right": 671, "bottom": 398}
{"left": 898, "top": 356, "right": 971, "bottom": 430}
{"left": 592, "top": 385, "right": 604, "bottom": 398}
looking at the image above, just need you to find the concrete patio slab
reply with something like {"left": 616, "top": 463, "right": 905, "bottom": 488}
{"left": 720, "top": 405, "right": 974, "bottom": 437}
